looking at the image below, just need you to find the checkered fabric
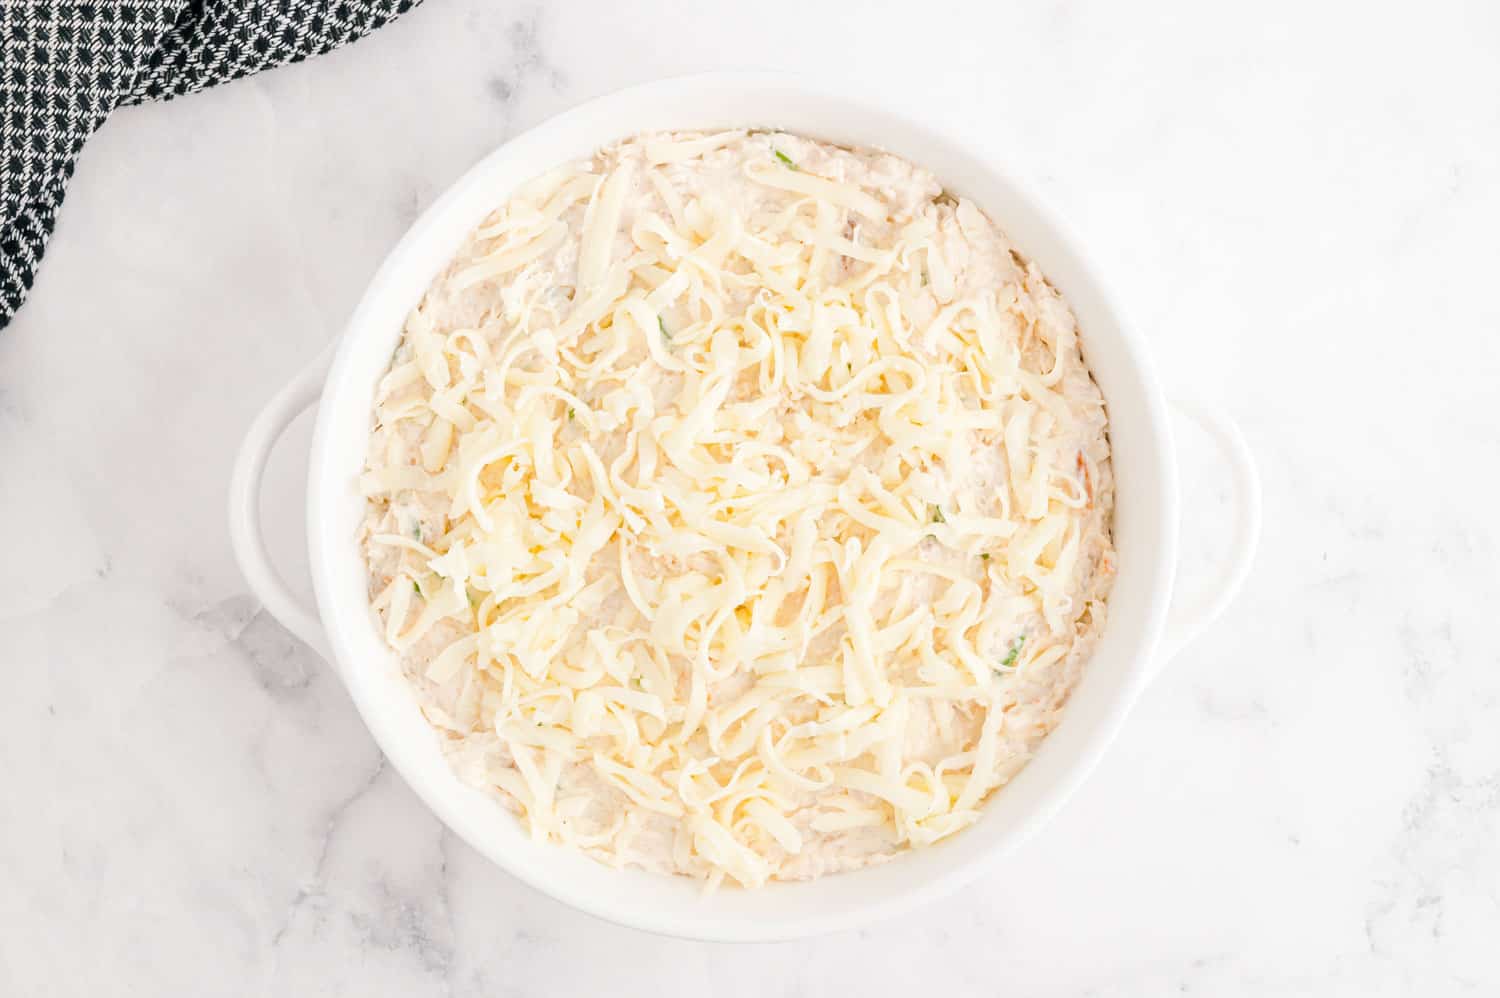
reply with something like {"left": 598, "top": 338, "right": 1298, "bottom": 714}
{"left": 0, "top": 0, "right": 423, "bottom": 329}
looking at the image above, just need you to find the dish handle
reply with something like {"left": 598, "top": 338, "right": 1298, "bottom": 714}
{"left": 229, "top": 350, "right": 334, "bottom": 661}
{"left": 1156, "top": 398, "right": 1262, "bottom": 675}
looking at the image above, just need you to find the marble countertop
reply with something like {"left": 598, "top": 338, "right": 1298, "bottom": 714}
{"left": 4, "top": 1, "right": 1498, "bottom": 994}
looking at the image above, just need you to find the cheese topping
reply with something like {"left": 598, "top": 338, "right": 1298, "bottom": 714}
{"left": 360, "top": 130, "right": 1115, "bottom": 886}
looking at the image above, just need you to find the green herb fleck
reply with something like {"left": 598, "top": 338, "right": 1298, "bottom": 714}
{"left": 1000, "top": 635, "right": 1027, "bottom": 668}
{"left": 410, "top": 521, "right": 422, "bottom": 541}
{"left": 980, "top": 553, "right": 990, "bottom": 561}
{"left": 658, "top": 315, "right": 671, "bottom": 342}
{"left": 774, "top": 149, "right": 798, "bottom": 170}
{"left": 412, "top": 580, "right": 422, "bottom": 596}
{"left": 930, "top": 505, "right": 945, "bottom": 524}
{"left": 568, "top": 408, "right": 576, "bottom": 421}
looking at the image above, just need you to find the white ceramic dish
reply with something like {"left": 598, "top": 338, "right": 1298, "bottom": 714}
{"left": 229, "top": 72, "right": 1260, "bottom": 942}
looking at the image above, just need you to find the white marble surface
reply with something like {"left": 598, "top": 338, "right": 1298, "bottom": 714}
{"left": 3, "top": 0, "right": 1498, "bottom": 993}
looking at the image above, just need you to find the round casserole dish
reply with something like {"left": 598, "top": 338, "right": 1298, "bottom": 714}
{"left": 230, "top": 72, "right": 1260, "bottom": 942}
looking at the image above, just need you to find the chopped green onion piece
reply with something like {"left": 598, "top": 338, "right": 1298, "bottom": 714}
{"left": 774, "top": 149, "right": 798, "bottom": 169}
{"left": 568, "top": 408, "right": 576, "bottom": 421}
{"left": 930, "top": 505, "right": 945, "bottom": 524}
{"left": 1000, "top": 635, "right": 1026, "bottom": 668}
{"left": 980, "top": 553, "right": 990, "bottom": 561}
{"left": 412, "top": 580, "right": 421, "bottom": 595}
{"left": 658, "top": 315, "right": 670, "bottom": 341}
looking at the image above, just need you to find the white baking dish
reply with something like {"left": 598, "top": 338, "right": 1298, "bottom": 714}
{"left": 229, "top": 72, "right": 1260, "bottom": 942}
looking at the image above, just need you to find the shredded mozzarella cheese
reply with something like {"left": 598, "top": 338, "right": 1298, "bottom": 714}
{"left": 360, "top": 130, "right": 1115, "bottom": 887}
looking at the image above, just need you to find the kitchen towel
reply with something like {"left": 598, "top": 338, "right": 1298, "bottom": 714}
{"left": 0, "top": 0, "right": 424, "bottom": 330}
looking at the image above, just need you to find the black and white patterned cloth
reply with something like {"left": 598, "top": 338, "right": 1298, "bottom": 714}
{"left": 1, "top": 0, "right": 423, "bottom": 329}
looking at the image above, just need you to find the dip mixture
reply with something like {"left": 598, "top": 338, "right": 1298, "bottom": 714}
{"left": 359, "top": 130, "right": 1115, "bottom": 887}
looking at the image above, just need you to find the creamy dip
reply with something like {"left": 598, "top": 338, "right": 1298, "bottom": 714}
{"left": 359, "top": 130, "right": 1114, "bottom": 887}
